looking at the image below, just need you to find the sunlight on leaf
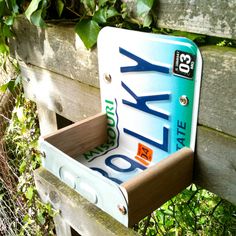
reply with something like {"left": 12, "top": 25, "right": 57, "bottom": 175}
{"left": 25, "top": 0, "right": 42, "bottom": 21}
{"left": 30, "top": 9, "right": 46, "bottom": 27}
{"left": 25, "top": 187, "right": 34, "bottom": 200}
{"left": 75, "top": 19, "right": 101, "bottom": 49}
{"left": 56, "top": 0, "right": 64, "bottom": 17}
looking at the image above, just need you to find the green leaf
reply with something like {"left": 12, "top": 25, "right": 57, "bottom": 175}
{"left": 37, "top": 211, "right": 46, "bottom": 225}
{"left": 56, "top": 0, "right": 64, "bottom": 17}
{"left": 5, "top": 16, "right": 14, "bottom": 26}
{"left": 75, "top": 19, "right": 101, "bottom": 49}
{"left": 0, "top": 83, "right": 8, "bottom": 93}
{"left": 25, "top": 186, "right": 34, "bottom": 200}
{"left": 99, "top": 0, "right": 109, "bottom": 7}
{"left": 106, "top": 7, "right": 119, "bottom": 19}
{"left": 3, "top": 24, "right": 13, "bottom": 37}
{"left": 30, "top": 9, "right": 46, "bottom": 27}
{"left": 93, "top": 8, "right": 107, "bottom": 24}
{"left": 7, "top": 80, "right": 15, "bottom": 93}
{"left": 0, "top": 193, "right": 4, "bottom": 200}
{"left": 25, "top": 0, "right": 42, "bottom": 21}
{"left": 136, "top": 0, "right": 154, "bottom": 17}
{"left": 19, "top": 160, "right": 27, "bottom": 174}
{"left": 143, "top": 14, "right": 152, "bottom": 27}
{"left": 23, "top": 214, "right": 30, "bottom": 223}
{"left": 93, "top": 6, "right": 119, "bottom": 24}
{"left": 0, "top": 43, "right": 9, "bottom": 54}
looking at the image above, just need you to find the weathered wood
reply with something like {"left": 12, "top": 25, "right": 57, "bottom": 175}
{"left": 125, "top": 0, "right": 236, "bottom": 39}
{"left": 199, "top": 46, "right": 236, "bottom": 137}
{"left": 43, "top": 113, "right": 107, "bottom": 158}
{"left": 21, "top": 51, "right": 236, "bottom": 205}
{"left": 11, "top": 15, "right": 236, "bottom": 208}
{"left": 53, "top": 215, "right": 73, "bottom": 236}
{"left": 21, "top": 63, "right": 101, "bottom": 122}
{"left": 11, "top": 17, "right": 99, "bottom": 88}
{"left": 20, "top": 42, "right": 236, "bottom": 137}
{"left": 194, "top": 126, "right": 236, "bottom": 205}
{"left": 37, "top": 103, "right": 57, "bottom": 136}
{"left": 34, "top": 167, "right": 139, "bottom": 236}
{"left": 122, "top": 148, "right": 193, "bottom": 226}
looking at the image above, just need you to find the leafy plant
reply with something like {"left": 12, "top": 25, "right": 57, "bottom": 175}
{"left": 135, "top": 185, "right": 236, "bottom": 235}
{"left": 3, "top": 92, "right": 57, "bottom": 235}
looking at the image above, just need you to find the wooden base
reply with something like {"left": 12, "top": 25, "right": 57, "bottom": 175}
{"left": 41, "top": 113, "right": 194, "bottom": 226}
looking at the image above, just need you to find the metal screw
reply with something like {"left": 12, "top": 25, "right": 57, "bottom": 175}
{"left": 103, "top": 73, "right": 112, "bottom": 83}
{"left": 179, "top": 95, "right": 189, "bottom": 106}
{"left": 117, "top": 204, "right": 127, "bottom": 215}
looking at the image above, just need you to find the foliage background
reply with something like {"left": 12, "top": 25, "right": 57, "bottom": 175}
{"left": 0, "top": 0, "right": 236, "bottom": 235}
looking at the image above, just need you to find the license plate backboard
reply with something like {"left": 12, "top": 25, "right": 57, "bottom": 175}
{"left": 78, "top": 27, "right": 202, "bottom": 184}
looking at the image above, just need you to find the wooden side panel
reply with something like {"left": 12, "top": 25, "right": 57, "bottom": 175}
{"left": 34, "top": 167, "right": 138, "bottom": 236}
{"left": 43, "top": 113, "right": 107, "bottom": 158}
{"left": 121, "top": 148, "right": 194, "bottom": 226}
{"left": 124, "top": 0, "right": 236, "bottom": 39}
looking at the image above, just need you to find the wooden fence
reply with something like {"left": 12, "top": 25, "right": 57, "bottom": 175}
{"left": 10, "top": 1, "right": 236, "bottom": 235}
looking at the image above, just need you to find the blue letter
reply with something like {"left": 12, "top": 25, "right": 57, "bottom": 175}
{"left": 91, "top": 167, "right": 122, "bottom": 184}
{"left": 120, "top": 47, "right": 169, "bottom": 74}
{"left": 105, "top": 154, "right": 146, "bottom": 172}
{"left": 124, "top": 127, "right": 169, "bottom": 152}
{"left": 122, "top": 82, "right": 170, "bottom": 120}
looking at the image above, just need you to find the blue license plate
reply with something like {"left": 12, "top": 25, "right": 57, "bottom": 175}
{"left": 77, "top": 27, "right": 202, "bottom": 184}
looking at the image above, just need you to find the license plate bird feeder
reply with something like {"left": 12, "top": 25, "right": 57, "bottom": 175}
{"left": 40, "top": 27, "right": 202, "bottom": 227}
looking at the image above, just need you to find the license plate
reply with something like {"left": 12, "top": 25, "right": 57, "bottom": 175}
{"left": 77, "top": 27, "right": 202, "bottom": 184}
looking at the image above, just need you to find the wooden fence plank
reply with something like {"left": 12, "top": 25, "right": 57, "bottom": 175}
{"left": 195, "top": 126, "right": 236, "bottom": 205}
{"left": 199, "top": 46, "right": 236, "bottom": 137}
{"left": 34, "top": 167, "right": 139, "bottom": 236}
{"left": 21, "top": 63, "right": 101, "bottom": 122}
{"left": 10, "top": 17, "right": 99, "bottom": 88}
{"left": 53, "top": 215, "right": 73, "bottom": 236}
{"left": 36, "top": 103, "right": 58, "bottom": 136}
{"left": 125, "top": 0, "right": 236, "bottom": 39}
{"left": 20, "top": 45, "right": 236, "bottom": 138}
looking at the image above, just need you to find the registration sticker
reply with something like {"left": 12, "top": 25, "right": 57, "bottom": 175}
{"left": 135, "top": 143, "right": 153, "bottom": 166}
{"left": 173, "top": 50, "right": 196, "bottom": 79}
{"left": 77, "top": 27, "right": 202, "bottom": 184}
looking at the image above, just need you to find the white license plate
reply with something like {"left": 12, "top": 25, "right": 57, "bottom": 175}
{"left": 77, "top": 27, "right": 202, "bottom": 184}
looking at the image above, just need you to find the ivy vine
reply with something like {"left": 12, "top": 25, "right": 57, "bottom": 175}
{"left": 0, "top": 0, "right": 158, "bottom": 50}
{"left": 1, "top": 0, "right": 235, "bottom": 52}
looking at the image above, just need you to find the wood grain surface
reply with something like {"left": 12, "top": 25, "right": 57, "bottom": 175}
{"left": 124, "top": 0, "right": 236, "bottom": 39}
{"left": 122, "top": 148, "right": 193, "bottom": 226}
{"left": 34, "top": 167, "right": 138, "bottom": 236}
{"left": 43, "top": 113, "right": 107, "bottom": 158}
